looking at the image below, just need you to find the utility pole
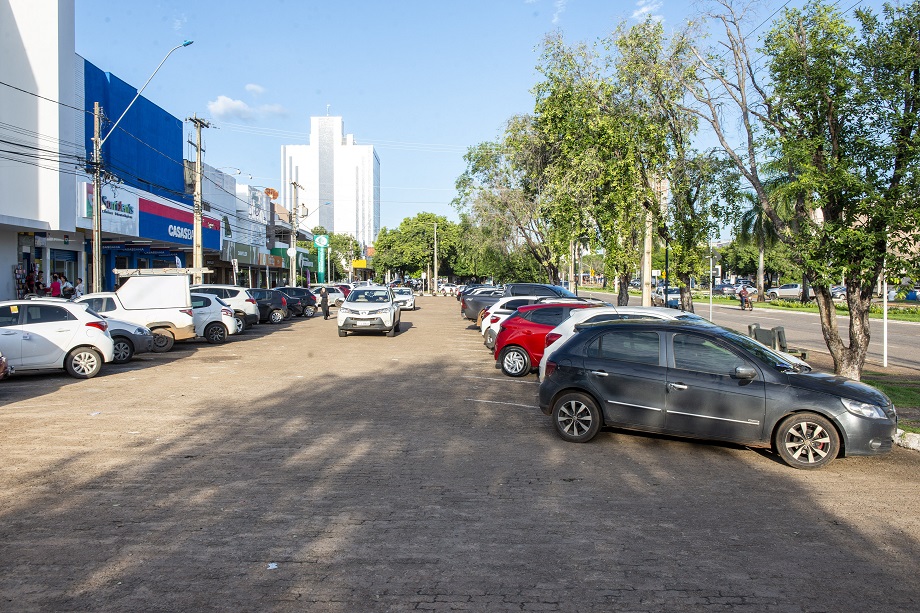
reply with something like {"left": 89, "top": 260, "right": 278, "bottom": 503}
{"left": 290, "top": 181, "right": 303, "bottom": 287}
{"left": 92, "top": 102, "right": 104, "bottom": 293}
{"left": 188, "top": 115, "right": 210, "bottom": 284}
{"left": 433, "top": 222, "right": 438, "bottom": 295}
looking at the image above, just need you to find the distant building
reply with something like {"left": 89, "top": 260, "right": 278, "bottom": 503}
{"left": 281, "top": 116, "right": 380, "bottom": 248}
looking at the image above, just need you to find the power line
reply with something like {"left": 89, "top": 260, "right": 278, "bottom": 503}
{"left": 0, "top": 79, "right": 92, "bottom": 115}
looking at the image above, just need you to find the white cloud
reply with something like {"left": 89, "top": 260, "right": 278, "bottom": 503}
{"left": 632, "top": 0, "right": 663, "bottom": 20}
{"left": 552, "top": 0, "right": 568, "bottom": 24}
{"left": 207, "top": 95, "right": 287, "bottom": 122}
{"left": 172, "top": 14, "right": 187, "bottom": 32}
{"left": 245, "top": 83, "right": 265, "bottom": 96}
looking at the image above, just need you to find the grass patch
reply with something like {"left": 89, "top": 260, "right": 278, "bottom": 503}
{"left": 863, "top": 377, "right": 920, "bottom": 409}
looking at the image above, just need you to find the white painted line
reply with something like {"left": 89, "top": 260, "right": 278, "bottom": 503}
{"left": 466, "top": 399, "right": 539, "bottom": 409}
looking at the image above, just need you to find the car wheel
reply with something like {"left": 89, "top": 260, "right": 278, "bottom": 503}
{"left": 773, "top": 413, "right": 840, "bottom": 469}
{"left": 304, "top": 305, "right": 316, "bottom": 317}
{"left": 484, "top": 329, "right": 497, "bottom": 350}
{"left": 338, "top": 328, "right": 347, "bottom": 337}
{"left": 387, "top": 321, "right": 399, "bottom": 337}
{"left": 233, "top": 315, "right": 246, "bottom": 334}
{"left": 65, "top": 347, "right": 103, "bottom": 379}
{"left": 553, "top": 392, "right": 602, "bottom": 443}
{"left": 205, "top": 322, "right": 228, "bottom": 344}
{"left": 768, "top": 292, "right": 778, "bottom": 300}
{"left": 111, "top": 337, "right": 134, "bottom": 364}
{"left": 499, "top": 346, "right": 530, "bottom": 377}
{"left": 335, "top": 299, "right": 344, "bottom": 307}
{"left": 151, "top": 329, "right": 175, "bottom": 353}
{"left": 269, "top": 309, "right": 284, "bottom": 324}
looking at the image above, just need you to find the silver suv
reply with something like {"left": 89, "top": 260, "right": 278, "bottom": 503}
{"left": 190, "top": 284, "right": 260, "bottom": 334}
{"left": 337, "top": 285, "right": 401, "bottom": 337}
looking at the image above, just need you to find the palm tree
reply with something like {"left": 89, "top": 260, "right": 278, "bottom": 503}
{"left": 736, "top": 192, "right": 781, "bottom": 301}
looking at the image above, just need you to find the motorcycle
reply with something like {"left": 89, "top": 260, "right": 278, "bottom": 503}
{"left": 739, "top": 294, "right": 754, "bottom": 311}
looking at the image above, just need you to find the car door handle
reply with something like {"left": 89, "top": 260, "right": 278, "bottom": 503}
{"left": 590, "top": 370, "right": 609, "bottom": 377}
{"left": 668, "top": 382, "right": 688, "bottom": 391}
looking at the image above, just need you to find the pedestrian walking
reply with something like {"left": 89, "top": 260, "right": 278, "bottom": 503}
{"left": 320, "top": 287, "right": 330, "bottom": 319}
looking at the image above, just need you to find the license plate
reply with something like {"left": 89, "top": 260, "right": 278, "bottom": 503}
{"left": 356, "top": 321, "right": 370, "bottom": 326}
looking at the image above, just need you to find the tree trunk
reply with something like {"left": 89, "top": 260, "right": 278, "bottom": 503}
{"left": 814, "top": 286, "right": 871, "bottom": 380}
{"left": 756, "top": 236, "right": 765, "bottom": 302}
{"left": 617, "top": 273, "right": 631, "bottom": 306}
{"left": 678, "top": 272, "right": 694, "bottom": 312}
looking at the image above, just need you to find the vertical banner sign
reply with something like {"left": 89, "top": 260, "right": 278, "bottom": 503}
{"left": 314, "top": 235, "right": 329, "bottom": 283}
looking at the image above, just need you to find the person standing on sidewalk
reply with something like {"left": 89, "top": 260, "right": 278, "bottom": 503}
{"left": 320, "top": 287, "right": 330, "bottom": 320}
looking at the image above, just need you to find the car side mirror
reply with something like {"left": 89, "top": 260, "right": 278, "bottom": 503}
{"left": 734, "top": 366, "right": 757, "bottom": 380}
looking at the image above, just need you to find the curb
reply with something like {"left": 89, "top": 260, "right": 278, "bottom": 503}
{"left": 896, "top": 429, "right": 920, "bottom": 452}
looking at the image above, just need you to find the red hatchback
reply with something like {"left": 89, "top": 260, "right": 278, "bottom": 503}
{"left": 493, "top": 302, "right": 597, "bottom": 377}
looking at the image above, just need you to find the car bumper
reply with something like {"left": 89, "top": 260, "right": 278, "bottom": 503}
{"left": 244, "top": 313, "right": 259, "bottom": 325}
{"left": 338, "top": 316, "right": 393, "bottom": 331}
{"left": 130, "top": 333, "right": 155, "bottom": 355}
{"left": 837, "top": 414, "right": 898, "bottom": 457}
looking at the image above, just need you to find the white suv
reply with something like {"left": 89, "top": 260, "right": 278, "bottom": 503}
{"left": 0, "top": 299, "right": 115, "bottom": 378}
{"left": 190, "top": 284, "right": 260, "bottom": 333}
{"left": 337, "top": 286, "right": 401, "bottom": 337}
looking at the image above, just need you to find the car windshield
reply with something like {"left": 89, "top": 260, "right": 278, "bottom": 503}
{"left": 554, "top": 286, "right": 578, "bottom": 298}
{"left": 394, "top": 288, "right": 412, "bottom": 295}
{"left": 348, "top": 289, "right": 391, "bottom": 303}
{"left": 722, "top": 330, "right": 804, "bottom": 372}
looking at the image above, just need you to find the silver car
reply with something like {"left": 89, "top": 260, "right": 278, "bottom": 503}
{"left": 392, "top": 287, "right": 416, "bottom": 311}
{"left": 104, "top": 317, "right": 154, "bottom": 364}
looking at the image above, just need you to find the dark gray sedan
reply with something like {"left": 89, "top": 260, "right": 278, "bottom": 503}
{"left": 539, "top": 320, "right": 897, "bottom": 469}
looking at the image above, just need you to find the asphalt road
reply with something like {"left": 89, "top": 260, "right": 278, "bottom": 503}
{"left": 1, "top": 296, "right": 918, "bottom": 611}
{"left": 582, "top": 290, "right": 920, "bottom": 371}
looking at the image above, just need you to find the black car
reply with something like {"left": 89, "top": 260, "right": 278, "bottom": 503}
{"left": 273, "top": 287, "right": 317, "bottom": 317}
{"left": 539, "top": 320, "right": 897, "bottom": 469}
{"left": 247, "top": 289, "right": 289, "bottom": 324}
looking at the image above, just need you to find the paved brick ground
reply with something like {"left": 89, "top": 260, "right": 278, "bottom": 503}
{"left": 1, "top": 296, "right": 918, "bottom": 611}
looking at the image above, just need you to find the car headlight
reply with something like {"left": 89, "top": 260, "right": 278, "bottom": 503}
{"left": 339, "top": 307, "right": 356, "bottom": 315}
{"left": 368, "top": 307, "right": 389, "bottom": 314}
{"left": 135, "top": 327, "right": 151, "bottom": 335}
{"left": 841, "top": 397, "right": 888, "bottom": 419}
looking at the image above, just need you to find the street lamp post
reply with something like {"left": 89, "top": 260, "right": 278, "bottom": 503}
{"left": 91, "top": 40, "right": 193, "bottom": 293}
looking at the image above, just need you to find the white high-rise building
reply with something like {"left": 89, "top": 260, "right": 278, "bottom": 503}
{"left": 281, "top": 116, "right": 380, "bottom": 249}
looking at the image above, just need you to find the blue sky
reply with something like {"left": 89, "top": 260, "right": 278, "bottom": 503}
{"left": 75, "top": 0, "right": 883, "bottom": 231}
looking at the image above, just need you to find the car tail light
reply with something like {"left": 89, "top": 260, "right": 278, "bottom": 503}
{"left": 86, "top": 320, "right": 108, "bottom": 332}
{"left": 246, "top": 298, "right": 257, "bottom": 304}
{"left": 545, "top": 332, "right": 562, "bottom": 347}
{"left": 221, "top": 308, "right": 233, "bottom": 317}
{"left": 180, "top": 308, "right": 193, "bottom": 317}
{"left": 482, "top": 309, "right": 490, "bottom": 318}
{"left": 281, "top": 296, "right": 287, "bottom": 306}
{"left": 544, "top": 361, "right": 558, "bottom": 378}
{"left": 461, "top": 298, "right": 467, "bottom": 309}
{"left": 489, "top": 315, "right": 500, "bottom": 324}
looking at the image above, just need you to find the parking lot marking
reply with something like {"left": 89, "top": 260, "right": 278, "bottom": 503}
{"left": 466, "top": 399, "right": 538, "bottom": 408}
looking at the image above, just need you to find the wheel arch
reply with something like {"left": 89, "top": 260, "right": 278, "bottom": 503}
{"left": 769, "top": 409, "right": 848, "bottom": 457}
{"left": 63, "top": 344, "right": 109, "bottom": 366}
{"left": 550, "top": 386, "right": 605, "bottom": 421}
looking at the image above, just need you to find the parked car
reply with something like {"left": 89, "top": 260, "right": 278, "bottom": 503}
{"left": 274, "top": 290, "right": 305, "bottom": 318}
{"left": 273, "top": 287, "right": 318, "bottom": 317}
{"left": 439, "top": 283, "right": 459, "bottom": 295}
{"left": 540, "top": 319, "right": 897, "bottom": 469}
{"left": 767, "top": 283, "right": 804, "bottom": 300}
{"left": 76, "top": 275, "right": 195, "bottom": 352}
{"left": 392, "top": 287, "right": 416, "bottom": 311}
{"left": 191, "top": 284, "right": 260, "bottom": 333}
{"left": 538, "top": 306, "right": 710, "bottom": 381}
{"left": 0, "top": 299, "right": 114, "bottom": 378}
{"left": 190, "top": 293, "right": 237, "bottom": 343}
{"left": 480, "top": 297, "right": 547, "bottom": 349}
{"left": 493, "top": 302, "right": 599, "bottom": 377}
{"left": 337, "top": 285, "right": 401, "bottom": 337}
{"left": 831, "top": 285, "right": 847, "bottom": 299}
{"left": 311, "top": 285, "right": 345, "bottom": 307}
{"left": 248, "top": 289, "right": 289, "bottom": 324}
{"left": 335, "top": 284, "right": 353, "bottom": 298}
{"left": 104, "top": 317, "right": 154, "bottom": 364}
{"left": 651, "top": 286, "right": 682, "bottom": 308}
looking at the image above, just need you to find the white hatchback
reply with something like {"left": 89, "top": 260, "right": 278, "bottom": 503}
{"left": 190, "top": 293, "right": 238, "bottom": 343}
{"left": 0, "top": 299, "right": 114, "bottom": 378}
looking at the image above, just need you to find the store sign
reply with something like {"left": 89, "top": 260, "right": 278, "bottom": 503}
{"left": 139, "top": 198, "right": 220, "bottom": 249}
{"left": 81, "top": 183, "right": 140, "bottom": 236}
{"left": 221, "top": 241, "right": 259, "bottom": 265}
